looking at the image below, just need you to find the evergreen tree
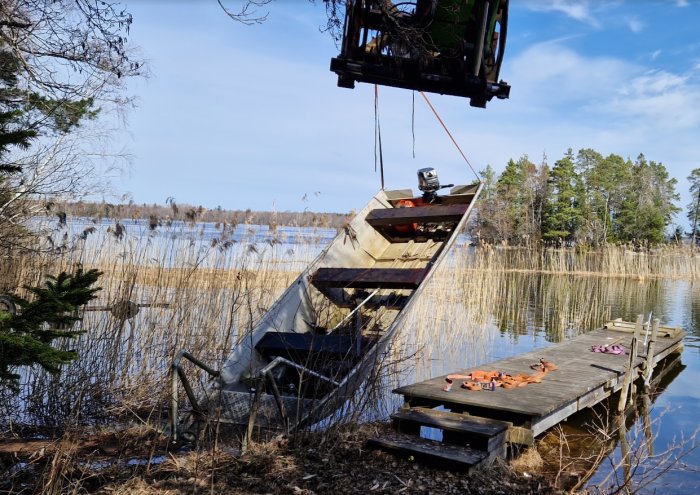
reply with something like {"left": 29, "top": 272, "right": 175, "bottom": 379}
{"left": 479, "top": 164, "right": 497, "bottom": 200}
{"left": 542, "top": 149, "right": 582, "bottom": 243}
{"left": 688, "top": 168, "right": 700, "bottom": 246}
{"left": 0, "top": 48, "right": 35, "bottom": 165}
{"left": 587, "top": 153, "right": 630, "bottom": 244}
{"left": 0, "top": 269, "right": 102, "bottom": 391}
{"left": 482, "top": 158, "right": 525, "bottom": 243}
{"left": 575, "top": 148, "right": 603, "bottom": 244}
{"left": 615, "top": 154, "right": 680, "bottom": 245}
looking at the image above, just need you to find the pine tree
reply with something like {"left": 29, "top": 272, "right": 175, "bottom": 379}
{"left": 575, "top": 148, "right": 603, "bottom": 245}
{"left": 542, "top": 149, "right": 582, "bottom": 243}
{"left": 478, "top": 158, "right": 526, "bottom": 243}
{"left": 615, "top": 154, "right": 679, "bottom": 245}
{"left": 587, "top": 153, "right": 630, "bottom": 244}
{"left": 0, "top": 269, "right": 102, "bottom": 391}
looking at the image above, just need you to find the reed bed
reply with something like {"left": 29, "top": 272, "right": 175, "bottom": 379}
{"left": 465, "top": 244, "right": 700, "bottom": 280}
{"left": 1, "top": 217, "right": 697, "bottom": 431}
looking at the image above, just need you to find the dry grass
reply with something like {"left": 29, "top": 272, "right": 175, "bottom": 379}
{"left": 511, "top": 447, "right": 545, "bottom": 475}
{"left": 1, "top": 422, "right": 558, "bottom": 495}
{"left": 2, "top": 219, "right": 698, "bottom": 431}
{"left": 466, "top": 244, "right": 700, "bottom": 280}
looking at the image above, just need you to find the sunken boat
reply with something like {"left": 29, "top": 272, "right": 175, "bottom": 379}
{"left": 171, "top": 169, "right": 482, "bottom": 440}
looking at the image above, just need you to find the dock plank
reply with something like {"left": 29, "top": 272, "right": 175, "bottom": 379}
{"left": 392, "top": 407, "right": 508, "bottom": 437}
{"left": 394, "top": 327, "right": 685, "bottom": 424}
{"left": 368, "top": 431, "right": 489, "bottom": 472}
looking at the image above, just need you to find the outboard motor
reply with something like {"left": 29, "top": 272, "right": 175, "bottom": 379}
{"left": 418, "top": 167, "right": 453, "bottom": 203}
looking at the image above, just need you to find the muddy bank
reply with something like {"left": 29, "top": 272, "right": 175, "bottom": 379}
{"left": 1, "top": 423, "right": 559, "bottom": 494}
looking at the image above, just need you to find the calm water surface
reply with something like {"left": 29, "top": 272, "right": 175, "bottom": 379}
{"left": 396, "top": 274, "right": 700, "bottom": 494}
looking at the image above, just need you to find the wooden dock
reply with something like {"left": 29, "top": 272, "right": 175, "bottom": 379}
{"left": 369, "top": 319, "right": 686, "bottom": 471}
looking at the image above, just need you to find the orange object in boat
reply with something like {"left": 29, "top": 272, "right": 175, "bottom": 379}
{"left": 393, "top": 199, "right": 418, "bottom": 234}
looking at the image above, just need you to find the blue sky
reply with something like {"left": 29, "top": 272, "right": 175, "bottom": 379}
{"left": 113, "top": 1, "right": 700, "bottom": 225}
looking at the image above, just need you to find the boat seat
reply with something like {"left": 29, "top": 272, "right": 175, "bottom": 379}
{"left": 365, "top": 203, "right": 469, "bottom": 227}
{"left": 311, "top": 267, "right": 427, "bottom": 290}
{"left": 255, "top": 332, "right": 362, "bottom": 362}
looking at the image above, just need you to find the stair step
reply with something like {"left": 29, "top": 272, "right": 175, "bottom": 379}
{"left": 311, "top": 267, "right": 426, "bottom": 290}
{"left": 368, "top": 431, "right": 490, "bottom": 472}
{"left": 392, "top": 407, "right": 509, "bottom": 436}
{"left": 392, "top": 407, "right": 509, "bottom": 452}
{"left": 365, "top": 203, "right": 469, "bottom": 226}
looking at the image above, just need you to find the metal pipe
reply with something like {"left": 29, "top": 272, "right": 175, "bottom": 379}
{"left": 170, "top": 353, "right": 180, "bottom": 442}
{"left": 331, "top": 288, "right": 380, "bottom": 331}
{"left": 264, "top": 370, "right": 290, "bottom": 434}
{"left": 180, "top": 350, "right": 220, "bottom": 377}
{"left": 262, "top": 356, "right": 339, "bottom": 386}
{"left": 169, "top": 349, "right": 221, "bottom": 442}
{"left": 243, "top": 376, "right": 264, "bottom": 453}
{"left": 178, "top": 368, "right": 201, "bottom": 414}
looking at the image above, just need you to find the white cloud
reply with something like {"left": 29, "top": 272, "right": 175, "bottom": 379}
{"left": 524, "top": 0, "right": 600, "bottom": 27}
{"left": 609, "top": 70, "right": 700, "bottom": 128}
{"left": 506, "top": 42, "right": 632, "bottom": 109}
{"left": 505, "top": 42, "right": 700, "bottom": 130}
{"left": 650, "top": 50, "right": 662, "bottom": 61}
{"left": 676, "top": 0, "right": 689, "bottom": 7}
{"left": 626, "top": 16, "right": 645, "bottom": 33}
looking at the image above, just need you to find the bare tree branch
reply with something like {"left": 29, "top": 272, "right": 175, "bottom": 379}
{"left": 217, "top": 0, "right": 273, "bottom": 26}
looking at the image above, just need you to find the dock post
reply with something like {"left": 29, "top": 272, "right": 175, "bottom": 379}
{"left": 616, "top": 413, "right": 632, "bottom": 492}
{"left": 642, "top": 318, "right": 660, "bottom": 389}
{"left": 617, "top": 314, "right": 642, "bottom": 413}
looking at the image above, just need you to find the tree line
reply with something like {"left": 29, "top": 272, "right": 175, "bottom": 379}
{"left": 51, "top": 199, "right": 351, "bottom": 230}
{"left": 471, "top": 148, "right": 691, "bottom": 247}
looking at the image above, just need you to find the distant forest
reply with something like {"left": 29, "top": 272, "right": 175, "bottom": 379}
{"left": 53, "top": 199, "right": 353, "bottom": 230}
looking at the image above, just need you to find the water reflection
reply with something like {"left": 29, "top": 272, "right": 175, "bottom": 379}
{"left": 398, "top": 270, "right": 700, "bottom": 493}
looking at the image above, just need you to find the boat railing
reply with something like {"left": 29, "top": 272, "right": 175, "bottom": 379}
{"left": 170, "top": 349, "right": 220, "bottom": 442}
{"left": 244, "top": 355, "right": 341, "bottom": 448}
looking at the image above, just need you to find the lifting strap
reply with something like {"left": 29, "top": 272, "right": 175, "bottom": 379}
{"left": 419, "top": 91, "right": 481, "bottom": 183}
{"left": 374, "top": 84, "right": 385, "bottom": 190}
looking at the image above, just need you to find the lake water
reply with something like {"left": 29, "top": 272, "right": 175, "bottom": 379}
{"left": 393, "top": 272, "right": 700, "bottom": 494}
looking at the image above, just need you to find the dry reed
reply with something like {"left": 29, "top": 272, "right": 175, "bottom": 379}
{"left": 1, "top": 218, "right": 697, "bottom": 431}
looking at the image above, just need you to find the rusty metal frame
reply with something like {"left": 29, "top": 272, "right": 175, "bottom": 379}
{"left": 170, "top": 349, "right": 220, "bottom": 442}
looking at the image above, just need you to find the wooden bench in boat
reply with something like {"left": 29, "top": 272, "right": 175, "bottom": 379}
{"left": 311, "top": 268, "right": 427, "bottom": 290}
{"left": 365, "top": 203, "right": 469, "bottom": 227}
{"left": 256, "top": 331, "right": 363, "bottom": 362}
